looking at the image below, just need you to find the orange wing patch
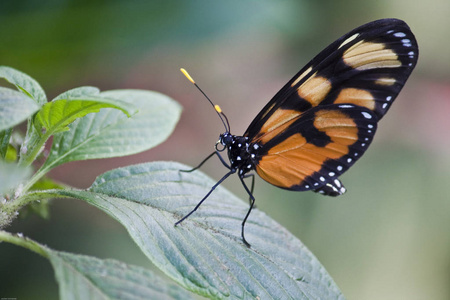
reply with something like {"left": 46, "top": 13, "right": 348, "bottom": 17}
{"left": 291, "top": 66, "right": 313, "bottom": 87}
{"left": 258, "top": 109, "right": 300, "bottom": 144}
{"left": 256, "top": 110, "right": 358, "bottom": 189}
{"left": 343, "top": 41, "right": 401, "bottom": 70}
{"left": 334, "top": 88, "right": 375, "bottom": 110}
{"left": 297, "top": 73, "right": 332, "bottom": 106}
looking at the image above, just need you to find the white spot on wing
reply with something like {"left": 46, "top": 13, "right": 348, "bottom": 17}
{"left": 394, "top": 32, "right": 406, "bottom": 37}
{"left": 402, "top": 39, "right": 412, "bottom": 47}
{"left": 361, "top": 112, "right": 372, "bottom": 119}
{"left": 338, "top": 33, "right": 360, "bottom": 49}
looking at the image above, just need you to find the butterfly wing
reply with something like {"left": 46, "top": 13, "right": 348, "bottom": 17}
{"left": 253, "top": 104, "right": 377, "bottom": 191}
{"left": 244, "top": 19, "right": 418, "bottom": 192}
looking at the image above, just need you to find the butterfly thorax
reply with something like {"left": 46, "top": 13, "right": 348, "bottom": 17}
{"left": 219, "top": 133, "right": 259, "bottom": 176}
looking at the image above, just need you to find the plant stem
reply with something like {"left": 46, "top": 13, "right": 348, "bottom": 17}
{"left": 0, "top": 230, "right": 49, "bottom": 258}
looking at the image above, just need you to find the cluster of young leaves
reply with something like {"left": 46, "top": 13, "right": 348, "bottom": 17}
{"left": 0, "top": 66, "right": 344, "bottom": 299}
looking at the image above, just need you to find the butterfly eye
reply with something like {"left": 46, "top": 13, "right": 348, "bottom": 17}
{"left": 219, "top": 133, "right": 233, "bottom": 146}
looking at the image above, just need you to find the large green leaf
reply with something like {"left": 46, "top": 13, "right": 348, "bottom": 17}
{"left": 0, "top": 231, "right": 196, "bottom": 300}
{"left": 0, "top": 87, "right": 40, "bottom": 132}
{"left": 42, "top": 90, "right": 181, "bottom": 170}
{"left": 48, "top": 251, "right": 196, "bottom": 300}
{"left": 56, "top": 162, "right": 344, "bottom": 299}
{"left": 52, "top": 86, "right": 101, "bottom": 101}
{"left": 0, "top": 66, "right": 47, "bottom": 105}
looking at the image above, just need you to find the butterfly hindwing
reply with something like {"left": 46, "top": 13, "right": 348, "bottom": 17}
{"left": 253, "top": 104, "right": 377, "bottom": 191}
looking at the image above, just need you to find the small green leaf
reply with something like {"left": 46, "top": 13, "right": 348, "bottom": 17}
{"left": 0, "top": 87, "right": 40, "bottom": 132}
{"left": 52, "top": 86, "right": 100, "bottom": 101}
{"left": 58, "top": 162, "right": 344, "bottom": 299}
{"left": 30, "top": 177, "right": 65, "bottom": 191}
{"left": 0, "top": 231, "right": 196, "bottom": 300}
{"left": 42, "top": 90, "right": 181, "bottom": 170}
{"left": 33, "top": 96, "right": 136, "bottom": 136}
{"left": 0, "top": 128, "right": 13, "bottom": 159}
{"left": 0, "top": 66, "right": 47, "bottom": 105}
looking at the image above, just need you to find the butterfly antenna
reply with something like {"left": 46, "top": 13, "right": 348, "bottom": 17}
{"left": 181, "top": 68, "right": 230, "bottom": 132}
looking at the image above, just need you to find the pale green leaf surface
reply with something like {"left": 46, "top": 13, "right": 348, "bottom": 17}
{"left": 33, "top": 96, "right": 135, "bottom": 135}
{"left": 43, "top": 90, "right": 181, "bottom": 169}
{"left": 0, "top": 66, "right": 47, "bottom": 105}
{"left": 47, "top": 250, "right": 196, "bottom": 300}
{"left": 52, "top": 86, "right": 101, "bottom": 101}
{"left": 0, "top": 232, "right": 195, "bottom": 300}
{"left": 0, "top": 87, "right": 40, "bottom": 131}
{"left": 0, "top": 162, "right": 31, "bottom": 195}
{"left": 59, "top": 161, "right": 344, "bottom": 299}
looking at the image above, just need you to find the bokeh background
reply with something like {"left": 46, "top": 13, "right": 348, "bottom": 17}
{"left": 1, "top": 1, "right": 449, "bottom": 299}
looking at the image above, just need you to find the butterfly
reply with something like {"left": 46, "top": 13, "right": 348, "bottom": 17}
{"left": 176, "top": 18, "right": 418, "bottom": 247}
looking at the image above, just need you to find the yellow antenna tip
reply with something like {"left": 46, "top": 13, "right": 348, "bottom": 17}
{"left": 180, "top": 68, "right": 195, "bottom": 84}
{"left": 214, "top": 105, "right": 222, "bottom": 113}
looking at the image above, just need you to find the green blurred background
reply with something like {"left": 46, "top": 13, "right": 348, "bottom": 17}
{"left": 1, "top": 1, "right": 449, "bottom": 299}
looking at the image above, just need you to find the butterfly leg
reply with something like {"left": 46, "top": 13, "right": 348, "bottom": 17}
{"left": 180, "top": 151, "right": 217, "bottom": 173}
{"left": 180, "top": 151, "right": 231, "bottom": 173}
{"left": 175, "top": 169, "right": 235, "bottom": 226}
{"left": 239, "top": 174, "right": 256, "bottom": 248}
{"left": 242, "top": 173, "right": 255, "bottom": 207}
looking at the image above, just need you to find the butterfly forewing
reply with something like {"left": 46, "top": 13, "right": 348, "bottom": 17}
{"left": 244, "top": 18, "right": 418, "bottom": 140}
{"left": 244, "top": 18, "right": 417, "bottom": 192}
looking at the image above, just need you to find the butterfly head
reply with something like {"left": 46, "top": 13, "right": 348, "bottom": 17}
{"left": 218, "top": 132, "right": 233, "bottom": 147}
